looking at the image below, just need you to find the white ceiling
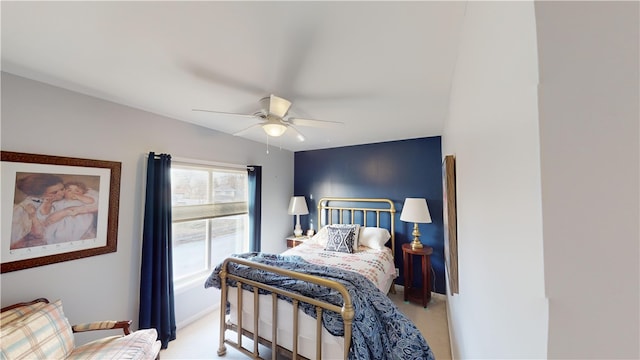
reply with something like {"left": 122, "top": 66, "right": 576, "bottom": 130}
{"left": 1, "top": 1, "right": 466, "bottom": 152}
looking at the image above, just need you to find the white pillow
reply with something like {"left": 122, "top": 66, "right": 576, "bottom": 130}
{"left": 308, "top": 225, "right": 329, "bottom": 246}
{"left": 359, "top": 227, "right": 391, "bottom": 250}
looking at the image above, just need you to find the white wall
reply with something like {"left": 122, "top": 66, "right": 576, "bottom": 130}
{"left": 444, "top": 1, "right": 639, "bottom": 359}
{"left": 442, "top": 2, "right": 548, "bottom": 358}
{"left": 536, "top": 2, "right": 639, "bottom": 358}
{"left": 0, "top": 73, "right": 294, "bottom": 341}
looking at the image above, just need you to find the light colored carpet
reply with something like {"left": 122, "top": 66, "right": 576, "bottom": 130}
{"left": 161, "top": 287, "right": 451, "bottom": 359}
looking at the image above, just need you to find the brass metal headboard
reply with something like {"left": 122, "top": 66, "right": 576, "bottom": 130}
{"left": 317, "top": 197, "right": 396, "bottom": 259}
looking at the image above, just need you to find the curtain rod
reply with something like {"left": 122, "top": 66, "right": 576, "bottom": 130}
{"left": 147, "top": 153, "right": 254, "bottom": 171}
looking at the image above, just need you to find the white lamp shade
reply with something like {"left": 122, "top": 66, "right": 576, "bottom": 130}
{"left": 288, "top": 196, "right": 309, "bottom": 215}
{"left": 400, "top": 198, "right": 432, "bottom": 223}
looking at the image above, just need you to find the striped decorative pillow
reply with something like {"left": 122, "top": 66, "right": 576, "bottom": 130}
{"left": 0, "top": 301, "right": 48, "bottom": 326}
{"left": 0, "top": 300, "right": 75, "bottom": 359}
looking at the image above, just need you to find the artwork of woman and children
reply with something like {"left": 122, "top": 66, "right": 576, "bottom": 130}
{"left": 10, "top": 172, "right": 100, "bottom": 250}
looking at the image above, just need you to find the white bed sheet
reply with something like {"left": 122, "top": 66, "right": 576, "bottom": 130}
{"left": 282, "top": 241, "right": 397, "bottom": 293}
{"left": 225, "top": 242, "right": 396, "bottom": 358}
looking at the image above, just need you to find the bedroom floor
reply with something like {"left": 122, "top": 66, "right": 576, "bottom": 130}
{"left": 161, "top": 287, "right": 451, "bottom": 359}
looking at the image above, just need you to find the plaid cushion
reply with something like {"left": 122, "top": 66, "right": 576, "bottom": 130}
{"left": 1, "top": 301, "right": 48, "bottom": 327}
{"left": 325, "top": 225, "right": 356, "bottom": 253}
{"left": 67, "top": 329, "right": 159, "bottom": 360}
{"left": 0, "top": 299, "right": 74, "bottom": 359}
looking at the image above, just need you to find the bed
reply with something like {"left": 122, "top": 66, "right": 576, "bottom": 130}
{"left": 205, "top": 197, "right": 434, "bottom": 360}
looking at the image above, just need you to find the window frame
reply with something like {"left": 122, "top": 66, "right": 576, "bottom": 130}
{"left": 170, "top": 160, "right": 249, "bottom": 289}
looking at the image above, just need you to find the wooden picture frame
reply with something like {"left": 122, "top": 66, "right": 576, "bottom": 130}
{"left": 443, "top": 155, "right": 459, "bottom": 294}
{"left": 1, "top": 151, "right": 121, "bottom": 273}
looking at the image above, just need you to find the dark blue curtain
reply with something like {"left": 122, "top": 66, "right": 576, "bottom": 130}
{"left": 139, "top": 152, "right": 176, "bottom": 349}
{"left": 248, "top": 165, "right": 262, "bottom": 251}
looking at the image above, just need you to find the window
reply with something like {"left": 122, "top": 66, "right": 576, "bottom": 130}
{"left": 171, "top": 162, "right": 248, "bottom": 286}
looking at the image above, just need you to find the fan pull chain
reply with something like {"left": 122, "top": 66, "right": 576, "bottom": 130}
{"left": 266, "top": 134, "right": 270, "bottom": 154}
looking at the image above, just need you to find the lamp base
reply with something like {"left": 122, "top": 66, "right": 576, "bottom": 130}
{"left": 293, "top": 214, "right": 304, "bottom": 237}
{"left": 410, "top": 222, "right": 423, "bottom": 249}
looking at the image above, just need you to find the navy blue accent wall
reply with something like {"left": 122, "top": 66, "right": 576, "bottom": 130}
{"left": 294, "top": 137, "right": 445, "bottom": 294}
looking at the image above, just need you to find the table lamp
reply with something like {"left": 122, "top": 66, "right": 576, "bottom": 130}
{"left": 400, "top": 198, "right": 432, "bottom": 249}
{"left": 288, "top": 196, "right": 309, "bottom": 237}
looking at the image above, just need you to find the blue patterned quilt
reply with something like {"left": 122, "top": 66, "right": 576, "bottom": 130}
{"left": 205, "top": 253, "right": 434, "bottom": 360}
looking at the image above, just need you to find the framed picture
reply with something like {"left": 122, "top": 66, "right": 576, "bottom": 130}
{"left": 443, "top": 155, "right": 459, "bottom": 294}
{"left": 1, "top": 151, "right": 121, "bottom": 273}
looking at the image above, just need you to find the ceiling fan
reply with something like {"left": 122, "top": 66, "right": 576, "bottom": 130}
{"left": 193, "top": 94, "right": 343, "bottom": 142}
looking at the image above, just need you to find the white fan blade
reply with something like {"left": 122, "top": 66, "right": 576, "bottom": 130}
{"left": 286, "top": 125, "right": 306, "bottom": 142}
{"left": 193, "top": 109, "right": 257, "bottom": 119}
{"left": 290, "top": 117, "right": 344, "bottom": 128}
{"left": 233, "top": 123, "right": 262, "bottom": 136}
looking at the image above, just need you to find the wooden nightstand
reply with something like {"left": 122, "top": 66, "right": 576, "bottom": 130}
{"left": 402, "top": 243, "right": 433, "bottom": 308}
{"left": 286, "top": 235, "right": 309, "bottom": 248}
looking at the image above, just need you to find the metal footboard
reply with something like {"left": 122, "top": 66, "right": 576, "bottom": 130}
{"left": 216, "top": 257, "right": 354, "bottom": 360}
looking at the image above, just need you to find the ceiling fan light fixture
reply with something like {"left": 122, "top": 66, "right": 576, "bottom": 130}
{"left": 269, "top": 94, "right": 292, "bottom": 118}
{"left": 262, "top": 123, "right": 287, "bottom": 137}
{"left": 195, "top": 94, "right": 341, "bottom": 142}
